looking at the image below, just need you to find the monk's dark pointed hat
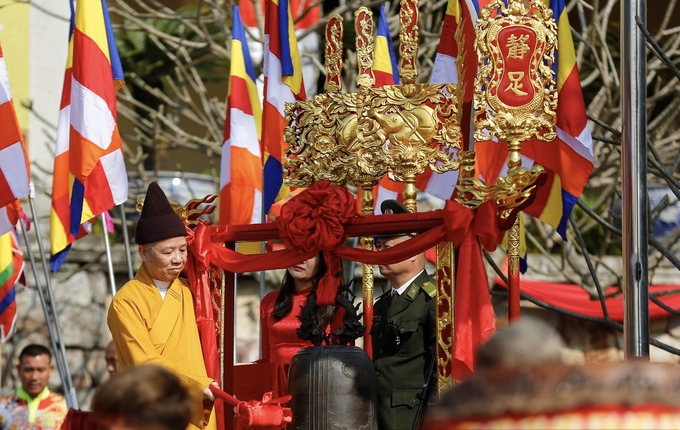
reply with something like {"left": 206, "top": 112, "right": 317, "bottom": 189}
{"left": 135, "top": 182, "right": 187, "bottom": 244}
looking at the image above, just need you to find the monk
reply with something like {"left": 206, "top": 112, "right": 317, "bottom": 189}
{"left": 108, "top": 182, "right": 218, "bottom": 430}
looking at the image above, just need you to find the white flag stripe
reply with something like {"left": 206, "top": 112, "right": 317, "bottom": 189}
{"left": 100, "top": 149, "right": 128, "bottom": 205}
{"left": 0, "top": 142, "right": 30, "bottom": 199}
{"left": 430, "top": 54, "right": 458, "bottom": 85}
{"left": 54, "top": 106, "right": 71, "bottom": 157}
{"left": 0, "top": 57, "right": 11, "bottom": 105}
{"left": 229, "top": 109, "right": 260, "bottom": 157}
{"left": 375, "top": 186, "right": 399, "bottom": 213}
{"left": 70, "top": 77, "right": 116, "bottom": 150}
{"left": 0, "top": 206, "right": 13, "bottom": 236}
{"left": 250, "top": 189, "right": 262, "bottom": 224}
{"left": 219, "top": 138, "right": 232, "bottom": 190}
{"left": 264, "top": 52, "right": 295, "bottom": 115}
{"left": 557, "top": 125, "right": 595, "bottom": 162}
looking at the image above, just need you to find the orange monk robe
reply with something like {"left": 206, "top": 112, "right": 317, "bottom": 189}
{"left": 107, "top": 264, "right": 217, "bottom": 430}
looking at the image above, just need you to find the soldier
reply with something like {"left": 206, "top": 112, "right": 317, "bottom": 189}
{"left": 371, "top": 200, "right": 437, "bottom": 430}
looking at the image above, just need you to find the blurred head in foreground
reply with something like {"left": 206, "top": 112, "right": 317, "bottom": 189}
{"left": 91, "top": 364, "right": 192, "bottom": 430}
{"left": 475, "top": 315, "right": 567, "bottom": 371}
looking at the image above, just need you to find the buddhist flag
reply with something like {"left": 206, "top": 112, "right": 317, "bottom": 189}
{"left": 0, "top": 230, "right": 24, "bottom": 342}
{"left": 373, "top": 5, "right": 399, "bottom": 87}
{"left": 0, "top": 43, "right": 30, "bottom": 216}
{"left": 220, "top": 6, "right": 262, "bottom": 226}
{"left": 476, "top": 0, "right": 594, "bottom": 238}
{"left": 50, "top": 0, "right": 128, "bottom": 271}
{"left": 261, "top": 0, "right": 306, "bottom": 216}
{"left": 428, "top": 0, "right": 498, "bottom": 381}
{"left": 372, "top": 4, "right": 405, "bottom": 212}
{"left": 0, "top": 201, "right": 22, "bottom": 237}
{"left": 373, "top": 0, "right": 484, "bottom": 207}
{"left": 417, "top": 0, "right": 483, "bottom": 201}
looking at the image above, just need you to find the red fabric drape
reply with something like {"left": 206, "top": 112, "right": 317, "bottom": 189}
{"left": 451, "top": 201, "right": 498, "bottom": 380}
{"left": 184, "top": 228, "right": 225, "bottom": 430}
{"left": 187, "top": 182, "right": 502, "bottom": 382}
{"left": 60, "top": 409, "right": 102, "bottom": 430}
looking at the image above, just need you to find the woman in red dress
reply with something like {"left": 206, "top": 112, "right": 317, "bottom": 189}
{"left": 260, "top": 253, "right": 345, "bottom": 365}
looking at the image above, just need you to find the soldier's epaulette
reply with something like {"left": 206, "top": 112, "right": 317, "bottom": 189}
{"left": 422, "top": 281, "right": 436, "bottom": 298}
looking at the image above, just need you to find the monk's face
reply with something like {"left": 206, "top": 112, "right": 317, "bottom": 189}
{"left": 139, "top": 236, "right": 188, "bottom": 282}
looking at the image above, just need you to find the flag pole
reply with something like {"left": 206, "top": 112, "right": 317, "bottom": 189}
{"left": 101, "top": 213, "right": 117, "bottom": 297}
{"left": 621, "top": 0, "right": 649, "bottom": 358}
{"left": 118, "top": 205, "right": 134, "bottom": 280}
{"left": 21, "top": 193, "right": 78, "bottom": 409}
{"left": 17, "top": 219, "right": 70, "bottom": 406}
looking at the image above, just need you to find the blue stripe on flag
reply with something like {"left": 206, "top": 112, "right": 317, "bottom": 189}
{"left": 101, "top": 0, "right": 124, "bottom": 81}
{"left": 50, "top": 245, "right": 71, "bottom": 272}
{"left": 68, "top": 0, "right": 76, "bottom": 38}
{"left": 263, "top": 157, "right": 283, "bottom": 215}
{"left": 378, "top": 5, "right": 399, "bottom": 84}
{"left": 0, "top": 286, "right": 15, "bottom": 315}
{"left": 278, "top": 0, "right": 294, "bottom": 76}
{"left": 69, "top": 179, "right": 85, "bottom": 237}
{"left": 557, "top": 190, "right": 578, "bottom": 239}
{"left": 233, "top": 6, "right": 258, "bottom": 82}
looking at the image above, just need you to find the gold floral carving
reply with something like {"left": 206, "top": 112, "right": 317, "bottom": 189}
{"left": 436, "top": 241, "right": 455, "bottom": 396}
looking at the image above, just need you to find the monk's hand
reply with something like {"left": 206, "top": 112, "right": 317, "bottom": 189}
{"left": 203, "top": 382, "right": 218, "bottom": 402}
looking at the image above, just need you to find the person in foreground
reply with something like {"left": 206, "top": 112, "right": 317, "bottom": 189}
{"left": 91, "top": 364, "right": 193, "bottom": 430}
{"left": 371, "top": 200, "right": 437, "bottom": 430}
{"left": 107, "top": 182, "right": 217, "bottom": 430}
{"left": 0, "top": 344, "right": 68, "bottom": 429}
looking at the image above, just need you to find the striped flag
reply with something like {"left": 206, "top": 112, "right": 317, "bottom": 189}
{"left": 50, "top": 0, "right": 128, "bottom": 271}
{"left": 418, "top": 0, "right": 483, "bottom": 201}
{"left": 261, "top": 0, "right": 306, "bottom": 216}
{"left": 373, "top": 5, "right": 399, "bottom": 87}
{"left": 0, "top": 230, "right": 24, "bottom": 342}
{"left": 476, "top": 0, "right": 594, "bottom": 238}
{"left": 375, "top": 0, "right": 480, "bottom": 207}
{"left": 0, "top": 201, "right": 22, "bottom": 237}
{"left": 220, "top": 6, "right": 262, "bottom": 226}
{"left": 373, "top": 0, "right": 484, "bottom": 207}
{"left": 426, "top": 0, "right": 498, "bottom": 381}
{"left": 372, "top": 4, "right": 404, "bottom": 211}
{"left": 0, "top": 43, "right": 30, "bottom": 216}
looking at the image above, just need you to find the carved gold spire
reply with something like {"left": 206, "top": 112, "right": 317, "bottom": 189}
{"left": 283, "top": 0, "right": 462, "bottom": 214}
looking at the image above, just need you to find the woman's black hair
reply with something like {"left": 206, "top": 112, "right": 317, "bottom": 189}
{"left": 271, "top": 253, "right": 365, "bottom": 346}
{"left": 271, "top": 253, "right": 329, "bottom": 321}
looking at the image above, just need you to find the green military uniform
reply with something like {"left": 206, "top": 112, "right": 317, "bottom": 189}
{"left": 371, "top": 271, "right": 436, "bottom": 430}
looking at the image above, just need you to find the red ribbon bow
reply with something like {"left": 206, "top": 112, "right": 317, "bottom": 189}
{"left": 276, "top": 180, "right": 357, "bottom": 254}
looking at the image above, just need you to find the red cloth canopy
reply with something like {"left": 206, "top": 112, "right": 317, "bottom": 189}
{"left": 496, "top": 277, "right": 680, "bottom": 321}
{"left": 186, "top": 181, "right": 499, "bottom": 382}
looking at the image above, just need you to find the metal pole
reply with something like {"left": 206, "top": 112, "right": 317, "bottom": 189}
{"left": 17, "top": 216, "right": 77, "bottom": 409}
{"left": 621, "top": 0, "right": 649, "bottom": 358}
{"left": 118, "top": 205, "right": 134, "bottom": 280}
{"left": 101, "top": 213, "right": 117, "bottom": 297}
{"left": 22, "top": 193, "right": 78, "bottom": 409}
{"left": 220, "top": 272, "right": 226, "bottom": 389}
